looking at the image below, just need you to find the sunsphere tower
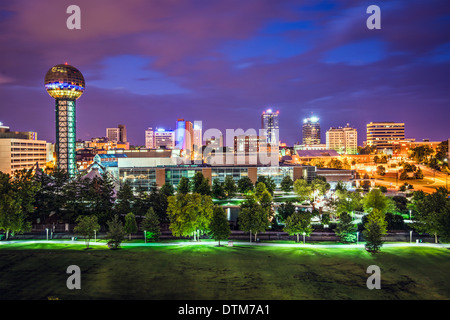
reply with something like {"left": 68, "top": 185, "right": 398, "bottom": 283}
{"left": 44, "top": 63, "right": 85, "bottom": 177}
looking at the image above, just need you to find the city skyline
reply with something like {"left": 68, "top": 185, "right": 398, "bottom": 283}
{"left": 0, "top": 0, "right": 449, "bottom": 146}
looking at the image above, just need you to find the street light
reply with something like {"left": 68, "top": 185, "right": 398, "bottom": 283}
{"left": 144, "top": 230, "right": 147, "bottom": 244}
{"left": 410, "top": 230, "right": 413, "bottom": 243}
{"left": 303, "top": 232, "right": 306, "bottom": 244}
{"left": 45, "top": 228, "right": 49, "bottom": 241}
{"left": 356, "top": 231, "right": 359, "bottom": 245}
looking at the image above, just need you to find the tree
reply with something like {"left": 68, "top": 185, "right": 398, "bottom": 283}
{"left": 280, "top": 175, "right": 293, "bottom": 193}
{"left": 0, "top": 171, "right": 35, "bottom": 239}
{"left": 335, "top": 212, "right": 357, "bottom": 243}
{"left": 124, "top": 212, "right": 138, "bottom": 240}
{"left": 160, "top": 183, "right": 175, "bottom": 198}
{"left": 362, "top": 188, "right": 396, "bottom": 215}
{"left": 237, "top": 176, "right": 254, "bottom": 194}
{"left": 115, "top": 181, "right": 134, "bottom": 217}
{"left": 259, "top": 188, "right": 275, "bottom": 222}
{"left": 255, "top": 182, "right": 268, "bottom": 199}
{"left": 238, "top": 194, "right": 270, "bottom": 242}
{"left": 34, "top": 168, "right": 70, "bottom": 223}
{"left": 376, "top": 165, "right": 386, "bottom": 176}
{"left": 256, "top": 176, "right": 276, "bottom": 195}
{"left": 0, "top": 193, "right": 31, "bottom": 240}
{"left": 158, "top": 183, "right": 175, "bottom": 223}
{"left": 74, "top": 215, "right": 100, "bottom": 249}
{"left": 167, "top": 193, "right": 214, "bottom": 241}
{"left": 223, "top": 176, "right": 237, "bottom": 199}
{"left": 385, "top": 213, "right": 405, "bottom": 230}
{"left": 311, "top": 178, "right": 330, "bottom": 201}
{"left": 399, "top": 170, "right": 408, "bottom": 180}
{"left": 208, "top": 206, "right": 231, "bottom": 246}
{"left": 212, "top": 178, "right": 226, "bottom": 200}
{"left": 410, "top": 145, "right": 433, "bottom": 163}
{"left": 177, "top": 177, "right": 190, "bottom": 194}
{"left": 192, "top": 172, "right": 211, "bottom": 196}
{"left": 277, "top": 201, "right": 296, "bottom": 222}
{"left": 363, "top": 209, "right": 388, "bottom": 253}
{"left": 336, "top": 190, "right": 363, "bottom": 216}
{"left": 283, "top": 211, "right": 312, "bottom": 243}
{"left": 293, "top": 179, "right": 311, "bottom": 202}
{"left": 141, "top": 207, "right": 161, "bottom": 242}
{"left": 414, "top": 168, "right": 424, "bottom": 179}
{"left": 412, "top": 188, "right": 449, "bottom": 243}
{"left": 106, "top": 215, "right": 126, "bottom": 249}
{"left": 335, "top": 181, "right": 347, "bottom": 193}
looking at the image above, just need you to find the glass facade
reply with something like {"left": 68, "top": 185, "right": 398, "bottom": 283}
{"left": 211, "top": 167, "right": 249, "bottom": 183}
{"left": 257, "top": 166, "right": 293, "bottom": 186}
{"left": 119, "top": 168, "right": 157, "bottom": 192}
{"left": 116, "top": 165, "right": 317, "bottom": 191}
{"left": 165, "top": 167, "right": 199, "bottom": 186}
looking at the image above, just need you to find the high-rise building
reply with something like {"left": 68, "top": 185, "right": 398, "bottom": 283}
{"left": 155, "top": 128, "right": 175, "bottom": 149}
{"left": 175, "top": 119, "right": 194, "bottom": 151}
{"left": 145, "top": 127, "right": 155, "bottom": 149}
{"left": 193, "top": 121, "right": 202, "bottom": 149}
{"left": 44, "top": 63, "right": 85, "bottom": 177}
{"left": 107, "top": 125, "right": 127, "bottom": 143}
{"left": 145, "top": 127, "right": 175, "bottom": 149}
{"left": 261, "top": 109, "right": 279, "bottom": 146}
{"left": 326, "top": 124, "right": 358, "bottom": 155}
{"left": 302, "top": 116, "right": 321, "bottom": 145}
{"left": 0, "top": 122, "right": 51, "bottom": 175}
{"left": 366, "top": 122, "right": 405, "bottom": 152}
{"left": 234, "top": 135, "right": 268, "bottom": 153}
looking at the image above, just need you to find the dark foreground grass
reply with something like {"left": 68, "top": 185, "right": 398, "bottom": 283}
{"left": 0, "top": 243, "right": 449, "bottom": 300}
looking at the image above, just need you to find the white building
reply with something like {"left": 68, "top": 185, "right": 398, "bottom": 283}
{"left": 0, "top": 138, "right": 48, "bottom": 175}
{"left": 145, "top": 127, "right": 175, "bottom": 149}
{"left": 326, "top": 124, "right": 358, "bottom": 155}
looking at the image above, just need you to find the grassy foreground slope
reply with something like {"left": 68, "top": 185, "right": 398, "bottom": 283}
{"left": 0, "top": 243, "right": 449, "bottom": 300}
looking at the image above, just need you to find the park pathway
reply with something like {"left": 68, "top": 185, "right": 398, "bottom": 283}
{"left": 1, "top": 239, "right": 449, "bottom": 249}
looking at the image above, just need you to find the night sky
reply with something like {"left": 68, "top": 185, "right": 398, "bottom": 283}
{"left": 0, "top": 0, "right": 449, "bottom": 146}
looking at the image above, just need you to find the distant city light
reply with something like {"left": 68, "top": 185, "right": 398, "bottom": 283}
{"left": 157, "top": 128, "right": 165, "bottom": 132}
{"left": 310, "top": 116, "right": 319, "bottom": 123}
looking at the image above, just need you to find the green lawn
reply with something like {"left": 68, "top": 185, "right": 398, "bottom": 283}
{"left": 0, "top": 243, "right": 449, "bottom": 300}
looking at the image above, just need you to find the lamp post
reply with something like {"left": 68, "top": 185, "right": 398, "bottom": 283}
{"left": 144, "top": 230, "right": 147, "bottom": 244}
{"left": 410, "top": 230, "right": 413, "bottom": 243}
{"left": 94, "top": 230, "right": 97, "bottom": 242}
{"left": 303, "top": 232, "right": 306, "bottom": 244}
{"left": 46, "top": 228, "right": 49, "bottom": 241}
{"left": 356, "top": 231, "right": 359, "bottom": 245}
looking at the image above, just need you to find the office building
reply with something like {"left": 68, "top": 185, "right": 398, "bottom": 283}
{"left": 302, "top": 116, "right": 321, "bottom": 145}
{"left": 193, "top": 121, "right": 202, "bottom": 149}
{"left": 261, "top": 109, "right": 279, "bottom": 146}
{"left": 175, "top": 119, "right": 194, "bottom": 152}
{"left": 0, "top": 124, "right": 51, "bottom": 175}
{"left": 145, "top": 128, "right": 175, "bottom": 149}
{"left": 326, "top": 124, "right": 358, "bottom": 155}
{"left": 233, "top": 135, "right": 268, "bottom": 153}
{"left": 366, "top": 122, "right": 405, "bottom": 152}
{"left": 106, "top": 124, "right": 127, "bottom": 143}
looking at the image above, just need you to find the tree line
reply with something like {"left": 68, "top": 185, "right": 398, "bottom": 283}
{"left": 0, "top": 168, "right": 449, "bottom": 253}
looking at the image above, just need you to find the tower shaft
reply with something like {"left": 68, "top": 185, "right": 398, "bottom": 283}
{"left": 55, "top": 99, "right": 77, "bottom": 176}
